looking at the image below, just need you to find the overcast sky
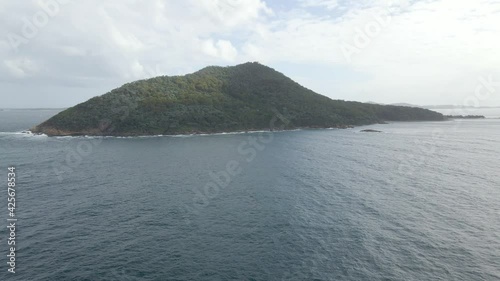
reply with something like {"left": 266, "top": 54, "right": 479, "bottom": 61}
{"left": 1, "top": 0, "right": 499, "bottom": 108}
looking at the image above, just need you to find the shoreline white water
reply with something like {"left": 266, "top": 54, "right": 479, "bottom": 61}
{"left": 1, "top": 127, "right": 339, "bottom": 139}
{"left": 5, "top": 118, "right": 500, "bottom": 139}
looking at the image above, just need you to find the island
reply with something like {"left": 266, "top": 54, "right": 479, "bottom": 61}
{"left": 31, "top": 62, "right": 445, "bottom": 136}
{"left": 445, "top": 115, "right": 486, "bottom": 119}
{"left": 360, "top": 129, "right": 382, "bottom": 133}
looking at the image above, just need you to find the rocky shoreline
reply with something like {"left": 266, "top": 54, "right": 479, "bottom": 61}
{"left": 30, "top": 124, "right": 358, "bottom": 137}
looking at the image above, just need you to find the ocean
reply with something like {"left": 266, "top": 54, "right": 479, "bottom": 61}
{"left": 0, "top": 109, "right": 499, "bottom": 280}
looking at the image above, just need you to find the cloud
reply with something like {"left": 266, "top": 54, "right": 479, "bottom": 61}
{"left": 299, "top": 0, "right": 339, "bottom": 10}
{"left": 3, "top": 57, "right": 39, "bottom": 78}
{"left": 197, "top": 0, "right": 273, "bottom": 28}
{"left": 238, "top": 0, "right": 500, "bottom": 104}
{"left": 0, "top": 0, "right": 499, "bottom": 108}
{"left": 201, "top": 39, "right": 238, "bottom": 61}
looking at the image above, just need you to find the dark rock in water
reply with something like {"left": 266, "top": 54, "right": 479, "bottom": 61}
{"left": 361, "top": 129, "right": 382, "bottom": 133}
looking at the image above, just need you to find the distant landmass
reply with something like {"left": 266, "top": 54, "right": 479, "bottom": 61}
{"left": 445, "top": 115, "right": 486, "bottom": 119}
{"left": 0, "top": 108, "right": 67, "bottom": 111}
{"left": 424, "top": 105, "right": 500, "bottom": 109}
{"left": 387, "top": 103, "right": 500, "bottom": 109}
{"left": 32, "top": 62, "right": 444, "bottom": 136}
{"left": 390, "top": 103, "right": 419, "bottom": 107}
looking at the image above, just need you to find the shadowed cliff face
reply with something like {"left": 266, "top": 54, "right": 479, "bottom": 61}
{"left": 32, "top": 62, "right": 444, "bottom": 136}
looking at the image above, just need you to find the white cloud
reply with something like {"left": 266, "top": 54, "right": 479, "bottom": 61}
{"left": 3, "top": 58, "right": 39, "bottom": 78}
{"left": 299, "top": 0, "right": 339, "bottom": 10}
{"left": 197, "top": 0, "right": 273, "bottom": 28}
{"left": 103, "top": 18, "right": 145, "bottom": 52}
{"left": 242, "top": 43, "right": 264, "bottom": 61}
{"left": 217, "top": 40, "right": 238, "bottom": 61}
{"left": 202, "top": 39, "right": 238, "bottom": 61}
{"left": 238, "top": 0, "right": 500, "bottom": 105}
{"left": 57, "top": 45, "right": 86, "bottom": 56}
{"left": 129, "top": 60, "right": 145, "bottom": 79}
{"left": 1, "top": 0, "right": 499, "bottom": 107}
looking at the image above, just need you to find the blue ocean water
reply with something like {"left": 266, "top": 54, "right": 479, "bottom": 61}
{"left": 0, "top": 109, "right": 499, "bottom": 280}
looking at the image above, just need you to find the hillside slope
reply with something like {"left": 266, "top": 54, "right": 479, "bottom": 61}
{"left": 32, "top": 62, "right": 444, "bottom": 136}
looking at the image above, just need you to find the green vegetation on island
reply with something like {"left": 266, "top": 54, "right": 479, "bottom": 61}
{"left": 32, "top": 62, "right": 445, "bottom": 136}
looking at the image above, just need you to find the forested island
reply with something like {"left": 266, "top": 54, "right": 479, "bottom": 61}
{"left": 32, "top": 62, "right": 444, "bottom": 136}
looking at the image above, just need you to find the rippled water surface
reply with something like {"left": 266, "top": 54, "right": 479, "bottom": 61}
{"left": 0, "top": 109, "right": 499, "bottom": 280}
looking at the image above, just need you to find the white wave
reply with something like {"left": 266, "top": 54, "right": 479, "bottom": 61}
{"left": 0, "top": 130, "right": 48, "bottom": 138}
{"left": 0, "top": 128, "right": 312, "bottom": 139}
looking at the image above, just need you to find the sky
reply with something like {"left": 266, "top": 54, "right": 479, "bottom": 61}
{"left": 1, "top": 0, "right": 499, "bottom": 108}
